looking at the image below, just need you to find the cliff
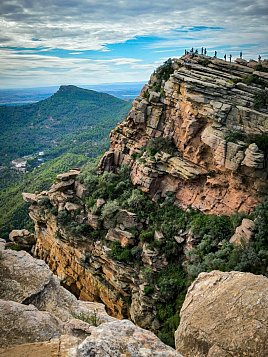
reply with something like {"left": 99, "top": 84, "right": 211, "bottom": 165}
{"left": 100, "top": 56, "right": 268, "bottom": 214}
{"left": 0, "top": 244, "right": 181, "bottom": 356}
{"left": 21, "top": 55, "right": 268, "bottom": 348}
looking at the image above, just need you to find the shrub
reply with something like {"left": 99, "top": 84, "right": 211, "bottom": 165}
{"left": 110, "top": 241, "right": 133, "bottom": 262}
{"left": 254, "top": 90, "right": 268, "bottom": 109}
{"left": 101, "top": 200, "right": 120, "bottom": 219}
{"left": 242, "top": 74, "right": 265, "bottom": 87}
{"left": 74, "top": 310, "right": 100, "bottom": 327}
{"left": 146, "top": 137, "right": 179, "bottom": 157}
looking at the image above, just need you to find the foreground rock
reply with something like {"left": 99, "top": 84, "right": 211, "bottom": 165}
{"left": 78, "top": 319, "right": 182, "bottom": 357}
{"left": 0, "top": 248, "right": 181, "bottom": 356}
{"left": 175, "top": 270, "right": 268, "bottom": 357}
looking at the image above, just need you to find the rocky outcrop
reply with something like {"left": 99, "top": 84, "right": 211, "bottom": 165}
{"left": 175, "top": 270, "right": 268, "bottom": 357}
{"left": 229, "top": 218, "right": 255, "bottom": 246}
{"left": 100, "top": 56, "right": 268, "bottom": 214}
{"left": 77, "top": 319, "right": 182, "bottom": 357}
{"left": 23, "top": 172, "right": 164, "bottom": 332}
{"left": 8, "top": 229, "right": 35, "bottom": 251}
{"left": 0, "top": 248, "right": 181, "bottom": 356}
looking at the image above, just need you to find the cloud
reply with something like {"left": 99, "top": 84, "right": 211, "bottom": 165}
{"left": 0, "top": 0, "right": 267, "bottom": 87}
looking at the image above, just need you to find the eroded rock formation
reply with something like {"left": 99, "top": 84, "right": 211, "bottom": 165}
{"left": 175, "top": 270, "right": 268, "bottom": 357}
{"left": 100, "top": 56, "right": 268, "bottom": 214}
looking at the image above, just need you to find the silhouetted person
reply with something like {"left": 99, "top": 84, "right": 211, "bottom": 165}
{"left": 258, "top": 55, "right": 261, "bottom": 62}
{"left": 214, "top": 51, "right": 217, "bottom": 58}
{"left": 190, "top": 47, "right": 194, "bottom": 54}
{"left": 229, "top": 54, "right": 232, "bottom": 62}
{"left": 201, "top": 47, "right": 204, "bottom": 55}
{"left": 185, "top": 49, "right": 187, "bottom": 55}
{"left": 195, "top": 49, "right": 198, "bottom": 54}
{"left": 224, "top": 54, "right": 227, "bottom": 61}
{"left": 204, "top": 48, "right": 207, "bottom": 55}
{"left": 240, "top": 51, "right": 243, "bottom": 58}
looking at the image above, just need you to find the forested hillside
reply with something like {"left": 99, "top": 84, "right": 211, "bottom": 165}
{"left": 0, "top": 86, "right": 131, "bottom": 237}
{"left": 0, "top": 85, "right": 130, "bottom": 164}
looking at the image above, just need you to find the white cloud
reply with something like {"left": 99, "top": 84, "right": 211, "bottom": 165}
{"left": 0, "top": 0, "right": 267, "bottom": 86}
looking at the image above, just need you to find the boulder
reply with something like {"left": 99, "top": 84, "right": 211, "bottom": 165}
{"left": 105, "top": 228, "right": 135, "bottom": 247}
{"left": 116, "top": 209, "right": 138, "bottom": 229}
{"left": 8, "top": 229, "right": 35, "bottom": 251}
{"left": 56, "top": 170, "right": 80, "bottom": 181}
{"left": 175, "top": 271, "right": 268, "bottom": 357}
{"left": 75, "top": 181, "right": 88, "bottom": 199}
{"left": 65, "top": 202, "right": 81, "bottom": 212}
{"left": 0, "top": 249, "right": 52, "bottom": 303}
{"left": 49, "top": 179, "right": 75, "bottom": 193}
{"left": 229, "top": 218, "right": 255, "bottom": 246}
{"left": 22, "top": 192, "right": 38, "bottom": 203}
{"left": 0, "top": 299, "right": 62, "bottom": 348}
{"left": 77, "top": 319, "right": 182, "bottom": 357}
{"left": 88, "top": 213, "right": 100, "bottom": 229}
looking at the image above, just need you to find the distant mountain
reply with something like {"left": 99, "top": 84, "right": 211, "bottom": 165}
{"left": 0, "top": 82, "right": 145, "bottom": 105}
{"left": 0, "top": 85, "right": 131, "bottom": 165}
{"left": 0, "top": 85, "right": 131, "bottom": 238}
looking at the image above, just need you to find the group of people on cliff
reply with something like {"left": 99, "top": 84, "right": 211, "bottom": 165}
{"left": 184, "top": 47, "right": 262, "bottom": 62}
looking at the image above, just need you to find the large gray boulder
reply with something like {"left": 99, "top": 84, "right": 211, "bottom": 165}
{"left": 175, "top": 270, "right": 268, "bottom": 357}
{"left": 0, "top": 299, "right": 62, "bottom": 348}
{"left": 77, "top": 319, "right": 183, "bottom": 357}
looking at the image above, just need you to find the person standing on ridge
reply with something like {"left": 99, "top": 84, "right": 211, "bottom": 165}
{"left": 258, "top": 55, "right": 261, "bottom": 62}
{"left": 224, "top": 54, "right": 227, "bottom": 61}
{"left": 201, "top": 47, "right": 204, "bottom": 55}
{"left": 230, "top": 54, "right": 232, "bottom": 62}
{"left": 214, "top": 51, "right": 217, "bottom": 58}
{"left": 204, "top": 48, "right": 207, "bottom": 55}
{"left": 240, "top": 51, "right": 243, "bottom": 58}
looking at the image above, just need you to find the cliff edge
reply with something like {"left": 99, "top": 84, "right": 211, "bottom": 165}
{"left": 100, "top": 56, "right": 268, "bottom": 214}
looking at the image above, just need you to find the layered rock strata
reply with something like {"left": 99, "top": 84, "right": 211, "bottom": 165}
{"left": 100, "top": 56, "right": 268, "bottom": 214}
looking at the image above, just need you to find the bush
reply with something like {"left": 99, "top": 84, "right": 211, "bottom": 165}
{"left": 101, "top": 200, "right": 120, "bottom": 219}
{"left": 254, "top": 90, "right": 268, "bottom": 109}
{"left": 110, "top": 241, "right": 133, "bottom": 262}
{"left": 242, "top": 74, "right": 265, "bottom": 87}
{"left": 146, "top": 137, "right": 179, "bottom": 157}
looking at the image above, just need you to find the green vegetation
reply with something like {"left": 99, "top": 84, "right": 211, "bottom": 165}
{"left": 151, "top": 58, "right": 174, "bottom": 92}
{"left": 74, "top": 310, "right": 100, "bottom": 327}
{"left": 241, "top": 74, "right": 265, "bottom": 87}
{"left": 0, "top": 153, "right": 87, "bottom": 238}
{"left": 78, "top": 161, "right": 268, "bottom": 346}
{"left": 0, "top": 86, "right": 131, "bottom": 237}
{"left": 254, "top": 64, "right": 268, "bottom": 73}
{"left": 0, "top": 85, "right": 130, "bottom": 164}
{"left": 146, "top": 137, "right": 179, "bottom": 157}
{"left": 254, "top": 90, "right": 268, "bottom": 110}
{"left": 225, "top": 131, "right": 268, "bottom": 154}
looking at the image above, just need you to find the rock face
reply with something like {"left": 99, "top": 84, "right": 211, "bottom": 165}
{"left": 0, "top": 248, "right": 181, "bottom": 356}
{"left": 23, "top": 171, "right": 174, "bottom": 333}
{"left": 100, "top": 56, "right": 268, "bottom": 214}
{"left": 175, "top": 271, "right": 268, "bottom": 357}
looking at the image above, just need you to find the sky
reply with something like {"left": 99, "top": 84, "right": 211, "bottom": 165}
{"left": 0, "top": 0, "right": 268, "bottom": 88}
